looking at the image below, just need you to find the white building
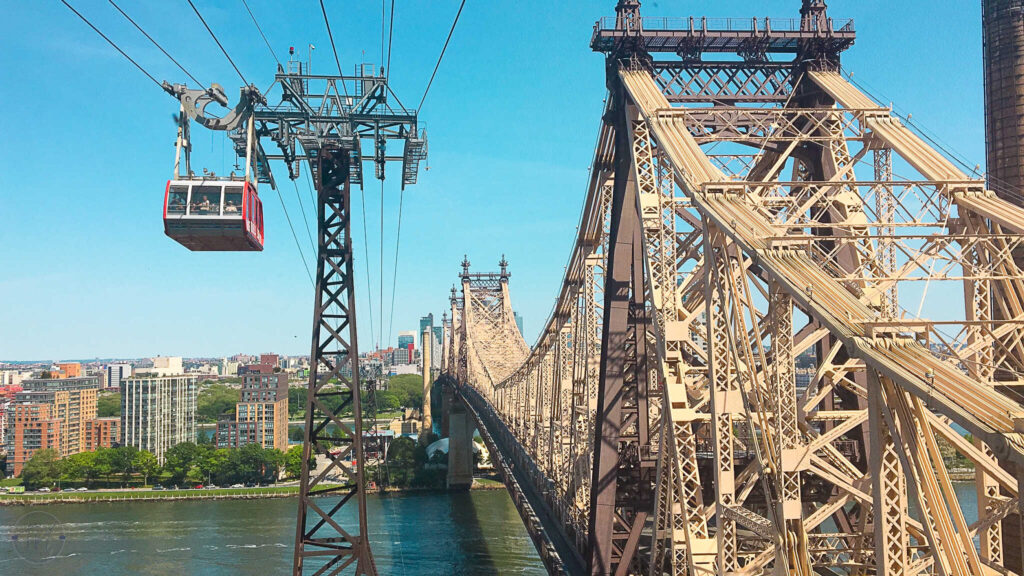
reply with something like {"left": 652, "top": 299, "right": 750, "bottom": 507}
{"left": 146, "top": 356, "right": 184, "bottom": 377}
{"left": 106, "top": 364, "right": 133, "bottom": 390}
{"left": 121, "top": 375, "right": 197, "bottom": 462}
{"left": 0, "top": 370, "right": 31, "bottom": 387}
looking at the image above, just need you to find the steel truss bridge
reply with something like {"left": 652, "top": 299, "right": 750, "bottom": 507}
{"left": 437, "top": 2, "right": 1024, "bottom": 575}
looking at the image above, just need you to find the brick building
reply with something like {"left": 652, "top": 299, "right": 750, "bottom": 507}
{"left": 216, "top": 372, "right": 289, "bottom": 451}
{"left": 83, "top": 417, "right": 121, "bottom": 451}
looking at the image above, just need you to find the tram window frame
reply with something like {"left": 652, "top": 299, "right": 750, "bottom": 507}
{"left": 224, "top": 186, "right": 243, "bottom": 217}
{"left": 190, "top": 185, "right": 221, "bottom": 216}
{"left": 167, "top": 186, "right": 188, "bottom": 215}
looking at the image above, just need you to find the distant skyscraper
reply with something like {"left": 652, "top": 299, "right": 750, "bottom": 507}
{"left": 121, "top": 375, "right": 197, "bottom": 463}
{"left": 398, "top": 331, "right": 416, "bottom": 351}
{"left": 419, "top": 314, "right": 434, "bottom": 347}
{"left": 432, "top": 326, "right": 443, "bottom": 346}
{"left": 514, "top": 312, "right": 524, "bottom": 337}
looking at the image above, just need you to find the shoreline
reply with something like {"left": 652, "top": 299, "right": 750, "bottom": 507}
{"left": 0, "top": 480, "right": 507, "bottom": 506}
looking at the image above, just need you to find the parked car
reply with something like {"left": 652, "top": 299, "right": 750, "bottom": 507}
{"left": 231, "top": 483, "right": 243, "bottom": 488}
{"left": 205, "top": 485, "right": 219, "bottom": 490}
{"left": 193, "top": 485, "right": 204, "bottom": 490}
{"left": 77, "top": 487, "right": 88, "bottom": 492}
{"left": 245, "top": 482, "right": 257, "bottom": 488}
{"left": 152, "top": 485, "right": 164, "bottom": 491}
{"left": 38, "top": 487, "right": 51, "bottom": 493}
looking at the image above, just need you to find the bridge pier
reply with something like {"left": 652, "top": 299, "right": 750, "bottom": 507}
{"left": 446, "top": 393, "right": 475, "bottom": 490}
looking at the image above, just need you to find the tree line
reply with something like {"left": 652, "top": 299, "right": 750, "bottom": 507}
{"left": 19, "top": 442, "right": 310, "bottom": 490}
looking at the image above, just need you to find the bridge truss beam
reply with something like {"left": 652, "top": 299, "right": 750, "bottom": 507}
{"left": 443, "top": 2, "right": 1024, "bottom": 575}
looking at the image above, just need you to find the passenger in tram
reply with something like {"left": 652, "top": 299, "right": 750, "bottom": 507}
{"left": 225, "top": 199, "right": 239, "bottom": 214}
{"left": 191, "top": 192, "right": 215, "bottom": 214}
{"left": 167, "top": 189, "right": 187, "bottom": 214}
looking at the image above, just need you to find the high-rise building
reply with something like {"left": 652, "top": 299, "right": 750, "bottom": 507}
{"left": 121, "top": 375, "right": 197, "bottom": 463}
{"left": 259, "top": 353, "right": 280, "bottom": 368}
{"left": 6, "top": 404, "right": 60, "bottom": 476}
{"left": 106, "top": 364, "right": 133, "bottom": 391}
{"left": 83, "top": 417, "right": 121, "bottom": 451}
{"left": 398, "top": 331, "right": 416, "bottom": 351}
{"left": 216, "top": 372, "right": 288, "bottom": 451}
{"left": 432, "top": 326, "right": 443, "bottom": 348}
{"left": 6, "top": 376, "right": 101, "bottom": 475}
{"left": 514, "top": 312, "right": 524, "bottom": 337}
{"left": 419, "top": 314, "right": 434, "bottom": 347}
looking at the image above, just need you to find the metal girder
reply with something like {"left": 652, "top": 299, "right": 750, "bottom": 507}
{"left": 440, "top": 2, "right": 1024, "bottom": 576}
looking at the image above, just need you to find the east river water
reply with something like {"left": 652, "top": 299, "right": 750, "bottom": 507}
{"left": 0, "top": 490, "right": 546, "bottom": 575}
{"left": 0, "top": 483, "right": 982, "bottom": 575}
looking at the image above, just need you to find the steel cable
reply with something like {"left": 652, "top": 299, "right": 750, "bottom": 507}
{"left": 318, "top": 0, "right": 350, "bottom": 97}
{"left": 186, "top": 0, "right": 249, "bottom": 86}
{"left": 239, "top": 0, "right": 282, "bottom": 67}
{"left": 418, "top": 0, "right": 466, "bottom": 111}
{"left": 108, "top": 0, "right": 206, "bottom": 90}
{"left": 59, "top": 0, "right": 164, "bottom": 90}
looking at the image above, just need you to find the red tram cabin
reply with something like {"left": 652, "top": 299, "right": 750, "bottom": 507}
{"left": 163, "top": 179, "right": 263, "bottom": 251}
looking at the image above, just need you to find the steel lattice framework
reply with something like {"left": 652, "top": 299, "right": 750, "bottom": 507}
{"left": 169, "top": 62, "right": 424, "bottom": 575}
{"left": 443, "top": 1, "right": 1024, "bottom": 575}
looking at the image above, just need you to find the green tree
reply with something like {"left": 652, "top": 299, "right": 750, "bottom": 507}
{"left": 108, "top": 445, "right": 139, "bottom": 483}
{"left": 289, "top": 426, "right": 305, "bottom": 442}
{"left": 97, "top": 392, "right": 121, "bottom": 417}
{"left": 196, "top": 384, "right": 241, "bottom": 423}
{"left": 185, "top": 465, "right": 204, "bottom": 485}
{"left": 284, "top": 445, "right": 307, "bottom": 478}
{"left": 39, "top": 370, "right": 52, "bottom": 379}
{"left": 60, "top": 451, "right": 98, "bottom": 486}
{"left": 386, "top": 436, "right": 417, "bottom": 486}
{"left": 288, "top": 386, "right": 307, "bottom": 417}
{"left": 163, "top": 442, "right": 203, "bottom": 483}
{"left": 134, "top": 451, "right": 160, "bottom": 485}
{"left": 386, "top": 374, "right": 425, "bottom": 409}
{"left": 21, "top": 449, "right": 61, "bottom": 489}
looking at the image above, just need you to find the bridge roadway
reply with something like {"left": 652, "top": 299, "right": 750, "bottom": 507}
{"left": 444, "top": 377, "right": 586, "bottom": 575}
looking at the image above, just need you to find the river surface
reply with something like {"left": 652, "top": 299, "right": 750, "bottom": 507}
{"left": 0, "top": 484, "right": 982, "bottom": 574}
{"left": 0, "top": 490, "right": 546, "bottom": 575}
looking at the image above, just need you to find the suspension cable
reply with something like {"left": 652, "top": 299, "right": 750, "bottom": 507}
{"left": 380, "top": 179, "right": 385, "bottom": 352}
{"left": 59, "top": 0, "right": 164, "bottom": 90}
{"left": 418, "top": 0, "right": 466, "bottom": 111}
{"left": 240, "top": 0, "right": 282, "bottom": 68}
{"left": 359, "top": 186, "right": 378, "bottom": 352}
{"left": 274, "top": 185, "right": 314, "bottom": 285}
{"left": 291, "top": 179, "right": 316, "bottom": 254}
{"left": 318, "top": 0, "right": 350, "bottom": 97}
{"left": 387, "top": 188, "right": 405, "bottom": 348}
{"left": 386, "top": 0, "right": 396, "bottom": 78}
{"left": 107, "top": 0, "right": 205, "bottom": 90}
{"left": 186, "top": 0, "right": 249, "bottom": 86}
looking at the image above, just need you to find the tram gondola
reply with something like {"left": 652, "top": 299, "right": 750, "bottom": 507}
{"left": 162, "top": 94, "right": 264, "bottom": 251}
{"left": 163, "top": 178, "right": 263, "bottom": 251}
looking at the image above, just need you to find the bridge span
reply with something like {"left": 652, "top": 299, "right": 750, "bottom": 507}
{"left": 436, "top": 2, "right": 1024, "bottom": 576}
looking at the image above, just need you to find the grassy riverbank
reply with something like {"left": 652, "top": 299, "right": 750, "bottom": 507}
{"left": 0, "top": 484, "right": 302, "bottom": 505}
{"left": 0, "top": 477, "right": 507, "bottom": 505}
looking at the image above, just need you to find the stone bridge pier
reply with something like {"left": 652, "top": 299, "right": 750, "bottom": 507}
{"left": 442, "top": 384, "right": 475, "bottom": 490}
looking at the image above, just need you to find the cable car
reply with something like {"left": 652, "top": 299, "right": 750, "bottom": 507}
{"left": 163, "top": 94, "right": 264, "bottom": 251}
{"left": 163, "top": 178, "right": 263, "bottom": 251}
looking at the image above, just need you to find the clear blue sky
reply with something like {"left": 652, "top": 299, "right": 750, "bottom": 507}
{"left": 0, "top": 1, "right": 985, "bottom": 361}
